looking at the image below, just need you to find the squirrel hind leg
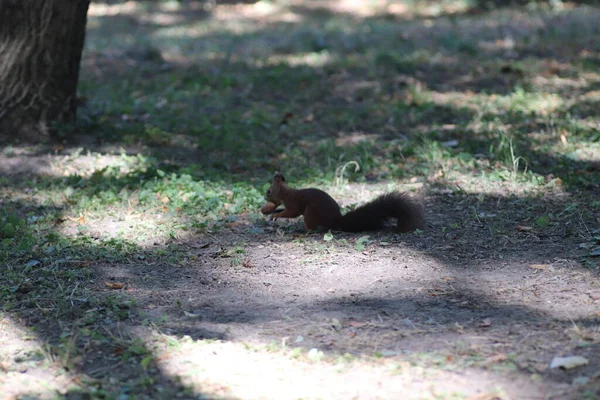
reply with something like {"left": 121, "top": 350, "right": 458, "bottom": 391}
{"left": 303, "top": 205, "right": 321, "bottom": 231}
{"left": 303, "top": 204, "right": 337, "bottom": 232}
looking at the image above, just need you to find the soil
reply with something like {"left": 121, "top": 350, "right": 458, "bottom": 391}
{"left": 93, "top": 183, "right": 600, "bottom": 399}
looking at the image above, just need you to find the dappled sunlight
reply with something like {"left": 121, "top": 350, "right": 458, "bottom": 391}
{"left": 430, "top": 89, "right": 566, "bottom": 116}
{"left": 0, "top": 146, "right": 147, "bottom": 178}
{"left": 548, "top": 141, "right": 600, "bottom": 164}
{"left": 428, "top": 167, "right": 564, "bottom": 197}
{"left": 88, "top": 1, "right": 140, "bottom": 18}
{"left": 4, "top": 0, "right": 600, "bottom": 397}
{"left": 213, "top": 0, "right": 303, "bottom": 23}
{"left": 134, "top": 330, "right": 532, "bottom": 399}
{"left": 259, "top": 50, "right": 335, "bottom": 67}
{"left": 0, "top": 316, "right": 79, "bottom": 398}
{"left": 289, "top": 0, "right": 472, "bottom": 19}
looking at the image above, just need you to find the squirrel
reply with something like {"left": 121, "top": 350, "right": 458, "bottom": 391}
{"left": 261, "top": 172, "right": 424, "bottom": 233}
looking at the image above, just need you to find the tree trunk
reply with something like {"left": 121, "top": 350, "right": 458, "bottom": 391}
{"left": 0, "top": 0, "right": 90, "bottom": 143}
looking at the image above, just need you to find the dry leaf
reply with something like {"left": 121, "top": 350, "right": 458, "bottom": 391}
{"left": 486, "top": 353, "right": 508, "bottom": 363}
{"left": 242, "top": 258, "right": 253, "bottom": 268}
{"left": 529, "top": 264, "right": 549, "bottom": 270}
{"left": 161, "top": 196, "right": 170, "bottom": 204}
{"left": 280, "top": 112, "right": 294, "bottom": 125}
{"left": 105, "top": 281, "right": 125, "bottom": 290}
{"left": 560, "top": 134, "right": 568, "bottom": 146}
{"left": 478, "top": 318, "right": 492, "bottom": 328}
{"left": 67, "top": 214, "right": 85, "bottom": 224}
{"left": 516, "top": 225, "right": 533, "bottom": 232}
{"left": 183, "top": 311, "right": 201, "bottom": 318}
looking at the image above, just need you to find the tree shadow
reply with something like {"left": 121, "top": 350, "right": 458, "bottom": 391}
{"left": 1, "top": 159, "right": 599, "bottom": 397}
{"left": 2, "top": 0, "right": 600, "bottom": 396}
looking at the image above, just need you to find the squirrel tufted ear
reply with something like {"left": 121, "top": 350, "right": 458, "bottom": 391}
{"left": 273, "top": 171, "right": 286, "bottom": 183}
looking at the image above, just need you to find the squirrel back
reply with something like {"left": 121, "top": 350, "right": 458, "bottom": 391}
{"left": 263, "top": 172, "right": 424, "bottom": 233}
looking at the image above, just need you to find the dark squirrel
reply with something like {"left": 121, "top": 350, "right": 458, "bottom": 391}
{"left": 261, "top": 172, "right": 424, "bottom": 233}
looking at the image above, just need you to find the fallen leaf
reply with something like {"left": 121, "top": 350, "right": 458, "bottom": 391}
{"left": 529, "top": 264, "right": 550, "bottom": 270}
{"left": 242, "top": 258, "right": 253, "bottom": 268}
{"left": 560, "top": 134, "right": 568, "bottom": 146}
{"left": 280, "top": 112, "right": 294, "bottom": 125}
{"left": 105, "top": 282, "right": 125, "bottom": 290}
{"left": 24, "top": 259, "right": 41, "bottom": 267}
{"left": 183, "top": 311, "right": 201, "bottom": 318}
{"left": 549, "top": 355, "right": 589, "bottom": 369}
{"left": 478, "top": 318, "right": 492, "bottom": 328}
{"left": 161, "top": 196, "right": 170, "bottom": 204}
{"left": 486, "top": 353, "right": 508, "bottom": 363}
{"left": 516, "top": 225, "right": 533, "bottom": 232}
{"left": 16, "top": 282, "right": 34, "bottom": 294}
{"left": 67, "top": 214, "right": 85, "bottom": 224}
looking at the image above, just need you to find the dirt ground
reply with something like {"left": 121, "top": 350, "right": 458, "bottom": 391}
{"left": 108, "top": 191, "right": 600, "bottom": 399}
{"left": 2, "top": 0, "right": 600, "bottom": 399}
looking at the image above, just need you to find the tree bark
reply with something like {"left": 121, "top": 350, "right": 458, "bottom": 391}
{"left": 0, "top": 0, "right": 90, "bottom": 142}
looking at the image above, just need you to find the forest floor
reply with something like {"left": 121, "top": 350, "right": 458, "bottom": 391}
{"left": 1, "top": 1, "right": 600, "bottom": 399}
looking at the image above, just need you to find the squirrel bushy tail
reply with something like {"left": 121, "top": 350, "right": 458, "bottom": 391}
{"left": 334, "top": 191, "right": 424, "bottom": 233}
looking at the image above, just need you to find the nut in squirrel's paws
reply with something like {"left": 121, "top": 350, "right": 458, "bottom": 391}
{"left": 260, "top": 201, "right": 278, "bottom": 215}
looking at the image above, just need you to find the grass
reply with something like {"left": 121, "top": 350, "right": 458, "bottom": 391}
{"left": 2, "top": 0, "right": 600, "bottom": 398}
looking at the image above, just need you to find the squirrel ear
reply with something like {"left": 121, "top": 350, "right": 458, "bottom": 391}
{"left": 273, "top": 171, "right": 286, "bottom": 183}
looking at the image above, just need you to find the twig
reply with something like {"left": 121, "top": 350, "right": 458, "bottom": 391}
{"left": 69, "top": 282, "right": 79, "bottom": 307}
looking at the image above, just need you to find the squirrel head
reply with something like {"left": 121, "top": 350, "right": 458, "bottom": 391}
{"left": 273, "top": 171, "right": 286, "bottom": 183}
{"left": 265, "top": 172, "right": 286, "bottom": 202}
